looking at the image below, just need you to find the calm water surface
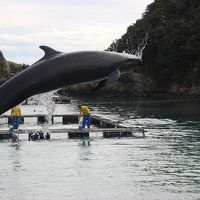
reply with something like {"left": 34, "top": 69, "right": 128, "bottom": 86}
{"left": 0, "top": 100, "right": 200, "bottom": 200}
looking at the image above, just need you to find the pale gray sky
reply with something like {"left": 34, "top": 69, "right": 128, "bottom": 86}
{"left": 0, "top": 0, "right": 153, "bottom": 64}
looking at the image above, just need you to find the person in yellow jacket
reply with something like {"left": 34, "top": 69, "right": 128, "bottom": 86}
{"left": 79, "top": 105, "right": 91, "bottom": 129}
{"left": 11, "top": 106, "right": 21, "bottom": 130}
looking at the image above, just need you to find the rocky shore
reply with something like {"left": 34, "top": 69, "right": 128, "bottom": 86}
{"left": 59, "top": 72, "right": 200, "bottom": 101}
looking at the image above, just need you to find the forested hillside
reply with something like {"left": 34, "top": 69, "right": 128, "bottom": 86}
{"left": 0, "top": 51, "right": 28, "bottom": 83}
{"left": 107, "top": 0, "right": 200, "bottom": 98}
{"left": 64, "top": 0, "right": 200, "bottom": 99}
{"left": 1, "top": 0, "right": 200, "bottom": 99}
{"left": 0, "top": 51, "right": 10, "bottom": 80}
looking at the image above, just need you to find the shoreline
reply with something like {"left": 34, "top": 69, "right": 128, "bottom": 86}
{"left": 58, "top": 88, "right": 200, "bottom": 103}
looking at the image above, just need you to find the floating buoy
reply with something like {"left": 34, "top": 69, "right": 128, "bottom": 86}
{"left": 38, "top": 131, "right": 45, "bottom": 139}
{"left": 30, "top": 133, "right": 39, "bottom": 141}
{"left": 28, "top": 131, "right": 50, "bottom": 141}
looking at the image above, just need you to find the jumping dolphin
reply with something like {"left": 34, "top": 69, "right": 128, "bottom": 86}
{"left": 0, "top": 46, "right": 141, "bottom": 115}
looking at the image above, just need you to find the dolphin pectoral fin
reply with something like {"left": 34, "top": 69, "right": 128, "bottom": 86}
{"left": 92, "top": 79, "right": 107, "bottom": 93}
{"left": 105, "top": 69, "right": 120, "bottom": 86}
{"left": 92, "top": 69, "right": 121, "bottom": 92}
{"left": 39, "top": 46, "right": 61, "bottom": 60}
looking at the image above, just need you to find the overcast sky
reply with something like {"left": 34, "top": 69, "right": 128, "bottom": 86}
{"left": 0, "top": 0, "right": 153, "bottom": 64}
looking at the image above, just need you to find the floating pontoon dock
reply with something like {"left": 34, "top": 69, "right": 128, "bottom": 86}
{"left": 0, "top": 113, "right": 145, "bottom": 140}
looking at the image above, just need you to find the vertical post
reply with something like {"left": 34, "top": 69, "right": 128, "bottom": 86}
{"left": 28, "top": 133, "right": 31, "bottom": 141}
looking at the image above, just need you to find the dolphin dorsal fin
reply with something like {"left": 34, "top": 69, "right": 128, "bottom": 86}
{"left": 39, "top": 46, "right": 61, "bottom": 60}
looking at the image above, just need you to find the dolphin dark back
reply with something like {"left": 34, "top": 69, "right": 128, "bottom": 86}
{"left": 0, "top": 46, "right": 141, "bottom": 115}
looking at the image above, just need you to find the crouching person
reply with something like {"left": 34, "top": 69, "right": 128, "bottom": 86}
{"left": 78, "top": 105, "right": 91, "bottom": 130}
{"left": 11, "top": 106, "right": 21, "bottom": 130}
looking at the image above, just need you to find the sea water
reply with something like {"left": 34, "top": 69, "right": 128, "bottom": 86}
{"left": 0, "top": 100, "right": 199, "bottom": 200}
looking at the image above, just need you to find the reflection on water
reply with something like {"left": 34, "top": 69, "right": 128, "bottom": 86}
{"left": 0, "top": 100, "right": 200, "bottom": 200}
{"left": 78, "top": 140, "right": 92, "bottom": 161}
{"left": 10, "top": 142, "right": 22, "bottom": 172}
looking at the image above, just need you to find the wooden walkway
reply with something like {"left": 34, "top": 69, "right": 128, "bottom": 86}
{"left": 0, "top": 127, "right": 143, "bottom": 134}
{"left": 0, "top": 113, "right": 145, "bottom": 139}
{"left": 0, "top": 113, "right": 77, "bottom": 118}
{"left": 0, "top": 127, "right": 145, "bottom": 140}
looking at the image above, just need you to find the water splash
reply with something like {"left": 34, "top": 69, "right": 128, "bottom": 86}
{"left": 134, "top": 33, "right": 148, "bottom": 60}
{"left": 32, "top": 91, "right": 56, "bottom": 134}
{"left": 114, "top": 33, "right": 148, "bottom": 60}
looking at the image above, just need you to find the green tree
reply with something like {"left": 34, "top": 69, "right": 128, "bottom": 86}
{"left": 0, "top": 50, "right": 10, "bottom": 79}
{"left": 107, "top": 0, "right": 200, "bottom": 89}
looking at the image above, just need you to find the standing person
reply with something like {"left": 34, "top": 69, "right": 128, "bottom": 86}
{"left": 79, "top": 105, "right": 91, "bottom": 130}
{"left": 11, "top": 106, "right": 21, "bottom": 130}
